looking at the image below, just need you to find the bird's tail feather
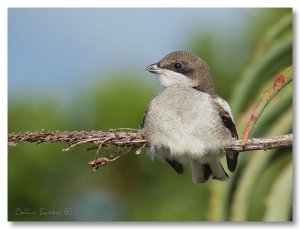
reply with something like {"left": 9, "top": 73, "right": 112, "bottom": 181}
{"left": 190, "top": 159, "right": 228, "bottom": 183}
{"left": 226, "top": 150, "right": 239, "bottom": 172}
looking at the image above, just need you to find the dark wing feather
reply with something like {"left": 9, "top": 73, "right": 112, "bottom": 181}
{"left": 203, "top": 163, "right": 213, "bottom": 181}
{"left": 140, "top": 105, "right": 149, "bottom": 129}
{"left": 213, "top": 96, "right": 239, "bottom": 173}
{"left": 165, "top": 159, "right": 184, "bottom": 174}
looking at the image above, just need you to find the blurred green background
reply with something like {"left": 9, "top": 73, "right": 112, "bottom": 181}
{"left": 8, "top": 8, "right": 292, "bottom": 221}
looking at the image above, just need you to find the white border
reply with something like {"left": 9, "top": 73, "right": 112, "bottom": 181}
{"left": 0, "top": 1, "right": 8, "bottom": 226}
{"left": 1, "top": 0, "right": 298, "bottom": 228}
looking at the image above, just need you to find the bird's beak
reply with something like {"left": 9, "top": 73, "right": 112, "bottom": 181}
{"left": 146, "top": 63, "right": 161, "bottom": 74}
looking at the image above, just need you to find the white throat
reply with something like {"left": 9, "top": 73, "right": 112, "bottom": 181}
{"left": 157, "top": 69, "right": 190, "bottom": 88}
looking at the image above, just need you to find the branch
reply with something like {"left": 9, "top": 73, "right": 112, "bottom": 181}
{"left": 225, "top": 134, "right": 292, "bottom": 151}
{"left": 8, "top": 129, "right": 147, "bottom": 149}
{"left": 8, "top": 130, "right": 292, "bottom": 172}
{"left": 8, "top": 130, "right": 292, "bottom": 152}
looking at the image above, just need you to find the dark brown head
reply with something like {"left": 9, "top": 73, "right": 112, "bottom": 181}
{"left": 146, "top": 51, "right": 214, "bottom": 94}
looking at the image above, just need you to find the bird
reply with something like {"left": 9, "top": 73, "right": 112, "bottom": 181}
{"left": 141, "top": 51, "right": 239, "bottom": 183}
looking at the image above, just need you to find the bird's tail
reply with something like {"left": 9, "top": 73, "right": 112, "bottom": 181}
{"left": 190, "top": 159, "right": 229, "bottom": 183}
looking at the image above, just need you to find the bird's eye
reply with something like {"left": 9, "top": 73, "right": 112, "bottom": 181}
{"left": 173, "top": 62, "right": 182, "bottom": 70}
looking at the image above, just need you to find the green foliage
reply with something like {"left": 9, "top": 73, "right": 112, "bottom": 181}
{"left": 89, "top": 73, "right": 156, "bottom": 130}
{"left": 207, "top": 11, "right": 292, "bottom": 221}
{"left": 263, "top": 161, "right": 292, "bottom": 221}
{"left": 8, "top": 9, "right": 292, "bottom": 221}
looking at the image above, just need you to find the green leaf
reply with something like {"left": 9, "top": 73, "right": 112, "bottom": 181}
{"left": 242, "top": 66, "right": 292, "bottom": 143}
{"left": 231, "top": 35, "right": 292, "bottom": 115}
{"left": 230, "top": 108, "right": 292, "bottom": 221}
{"left": 247, "top": 152, "right": 291, "bottom": 220}
{"left": 263, "top": 162, "right": 293, "bottom": 221}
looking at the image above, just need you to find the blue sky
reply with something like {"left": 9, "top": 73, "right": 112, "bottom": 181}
{"left": 8, "top": 8, "right": 248, "bottom": 102}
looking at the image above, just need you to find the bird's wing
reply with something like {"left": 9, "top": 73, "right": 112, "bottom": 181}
{"left": 213, "top": 96, "right": 239, "bottom": 173}
{"left": 190, "top": 159, "right": 229, "bottom": 183}
{"left": 140, "top": 105, "right": 150, "bottom": 129}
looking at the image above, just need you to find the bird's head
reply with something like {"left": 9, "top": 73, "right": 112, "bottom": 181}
{"left": 146, "top": 51, "right": 214, "bottom": 94}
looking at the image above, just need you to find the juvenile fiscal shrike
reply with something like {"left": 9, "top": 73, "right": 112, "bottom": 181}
{"left": 141, "top": 51, "right": 239, "bottom": 183}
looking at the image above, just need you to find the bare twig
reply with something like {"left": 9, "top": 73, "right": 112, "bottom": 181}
{"left": 242, "top": 66, "right": 292, "bottom": 143}
{"left": 225, "top": 134, "right": 292, "bottom": 151}
{"left": 8, "top": 130, "right": 292, "bottom": 152}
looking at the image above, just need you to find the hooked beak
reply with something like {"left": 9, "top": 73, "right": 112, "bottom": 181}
{"left": 146, "top": 63, "right": 161, "bottom": 74}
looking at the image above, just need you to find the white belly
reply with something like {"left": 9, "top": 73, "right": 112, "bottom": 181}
{"left": 142, "top": 86, "right": 233, "bottom": 163}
